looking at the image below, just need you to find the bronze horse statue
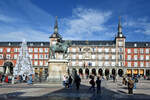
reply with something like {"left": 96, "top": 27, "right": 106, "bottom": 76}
{"left": 49, "top": 41, "right": 71, "bottom": 59}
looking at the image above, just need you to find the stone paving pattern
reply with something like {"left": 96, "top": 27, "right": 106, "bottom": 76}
{"left": 0, "top": 78, "right": 150, "bottom": 100}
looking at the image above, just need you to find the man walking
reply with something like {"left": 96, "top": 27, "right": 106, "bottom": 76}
{"left": 96, "top": 76, "right": 101, "bottom": 94}
{"left": 75, "top": 75, "right": 81, "bottom": 90}
{"left": 89, "top": 77, "right": 95, "bottom": 91}
{"left": 128, "top": 77, "right": 134, "bottom": 94}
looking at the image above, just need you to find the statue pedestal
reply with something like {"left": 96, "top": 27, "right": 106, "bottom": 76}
{"left": 47, "top": 59, "right": 68, "bottom": 83}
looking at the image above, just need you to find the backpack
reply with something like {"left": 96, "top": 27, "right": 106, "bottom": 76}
{"left": 129, "top": 80, "right": 134, "bottom": 88}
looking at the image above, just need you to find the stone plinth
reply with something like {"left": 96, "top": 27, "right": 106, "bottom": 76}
{"left": 47, "top": 59, "right": 68, "bottom": 83}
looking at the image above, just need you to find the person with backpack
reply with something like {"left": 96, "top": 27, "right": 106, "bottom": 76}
{"left": 128, "top": 77, "right": 134, "bottom": 94}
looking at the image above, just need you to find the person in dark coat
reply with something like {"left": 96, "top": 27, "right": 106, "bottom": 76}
{"left": 96, "top": 76, "right": 101, "bottom": 94}
{"left": 75, "top": 75, "right": 81, "bottom": 90}
{"left": 89, "top": 77, "right": 95, "bottom": 91}
{"left": 68, "top": 75, "right": 73, "bottom": 87}
{"left": 128, "top": 77, "right": 134, "bottom": 94}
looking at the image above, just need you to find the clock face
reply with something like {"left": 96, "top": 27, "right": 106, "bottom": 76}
{"left": 120, "top": 34, "right": 122, "bottom": 37}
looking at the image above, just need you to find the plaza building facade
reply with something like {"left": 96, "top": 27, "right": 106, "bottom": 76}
{"left": 0, "top": 17, "right": 150, "bottom": 77}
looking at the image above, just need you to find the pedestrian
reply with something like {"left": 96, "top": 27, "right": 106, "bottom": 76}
{"left": 112, "top": 75, "right": 116, "bottom": 82}
{"left": 128, "top": 77, "right": 134, "bottom": 94}
{"left": 5, "top": 75, "right": 8, "bottom": 83}
{"left": 89, "top": 77, "right": 95, "bottom": 91}
{"left": 75, "top": 75, "right": 81, "bottom": 90}
{"left": 0, "top": 74, "right": 2, "bottom": 83}
{"left": 65, "top": 76, "right": 69, "bottom": 88}
{"left": 96, "top": 76, "right": 101, "bottom": 94}
{"left": 23, "top": 74, "right": 26, "bottom": 82}
{"left": 68, "top": 75, "right": 73, "bottom": 87}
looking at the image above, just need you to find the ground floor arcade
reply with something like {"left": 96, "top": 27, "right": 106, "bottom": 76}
{"left": 68, "top": 67, "right": 150, "bottom": 77}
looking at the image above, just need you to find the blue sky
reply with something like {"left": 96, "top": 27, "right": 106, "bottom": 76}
{"left": 0, "top": 0, "right": 150, "bottom": 41}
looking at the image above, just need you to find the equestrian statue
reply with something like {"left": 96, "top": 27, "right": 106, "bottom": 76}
{"left": 49, "top": 41, "right": 71, "bottom": 59}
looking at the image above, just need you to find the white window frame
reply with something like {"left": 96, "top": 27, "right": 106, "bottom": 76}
{"left": 0, "top": 48, "right": 3, "bottom": 52}
{"left": 146, "top": 49, "right": 149, "bottom": 54}
{"left": 134, "top": 49, "right": 138, "bottom": 54}
{"left": 105, "top": 55, "right": 109, "bottom": 59}
{"left": 72, "top": 48, "right": 76, "bottom": 52}
{"left": 98, "top": 55, "right": 102, "bottom": 59}
{"left": 79, "top": 55, "right": 82, "bottom": 59}
{"left": 34, "top": 54, "right": 38, "bottom": 59}
{"left": 39, "top": 61, "right": 43, "bottom": 66}
{"left": 29, "top": 48, "right": 33, "bottom": 53}
{"left": 98, "top": 62, "right": 103, "bottom": 66}
{"left": 134, "top": 62, "right": 138, "bottom": 67}
{"left": 39, "top": 54, "right": 43, "bottom": 59}
{"left": 72, "top": 55, "right": 76, "bottom": 59}
{"left": 98, "top": 48, "right": 102, "bottom": 52}
{"left": 140, "top": 62, "right": 144, "bottom": 67}
{"left": 44, "top": 54, "right": 49, "bottom": 59}
{"left": 34, "top": 61, "right": 38, "bottom": 66}
{"left": 140, "top": 55, "right": 144, "bottom": 60}
{"left": 6, "top": 54, "right": 11, "bottom": 59}
{"left": 79, "top": 62, "right": 82, "bottom": 66}
{"left": 14, "top": 54, "right": 18, "bottom": 59}
{"left": 34, "top": 48, "right": 38, "bottom": 53}
{"left": 72, "top": 61, "right": 76, "bottom": 66}
{"left": 105, "top": 48, "right": 109, "bottom": 53}
{"left": 111, "top": 62, "right": 115, "bottom": 66}
{"left": 128, "top": 49, "right": 131, "bottom": 53}
{"left": 7, "top": 48, "right": 11, "bottom": 52}
{"left": 128, "top": 62, "right": 131, "bottom": 67}
{"left": 140, "top": 49, "right": 144, "bottom": 54}
{"left": 92, "top": 55, "right": 96, "bottom": 59}
{"left": 134, "top": 55, "right": 137, "bottom": 60}
{"left": 146, "top": 55, "right": 149, "bottom": 60}
{"left": 14, "top": 48, "right": 18, "bottom": 52}
{"left": 39, "top": 48, "right": 43, "bottom": 53}
{"left": 127, "top": 55, "right": 131, "bottom": 60}
{"left": 45, "top": 48, "right": 48, "bottom": 53}
{"left": 112, "top": 55, "right": 115, "bottom": 60}
{"left": 0, "top": 54, "right": 3, "bottom": 59}
{"left": 29, "top": 54, "right": 33, "bottom": 59}
{"left": 92, "top": 62, "right": 95, "bottom": 66}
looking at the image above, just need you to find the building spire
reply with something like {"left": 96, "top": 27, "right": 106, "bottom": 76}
{"left": 54, "top": 16, "right": 58, "bottom": 34}
{"left": 118, "top": 16, "right": 122, "bottom": 33}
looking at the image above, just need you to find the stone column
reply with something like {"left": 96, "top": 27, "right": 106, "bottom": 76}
{"left": 144, "top": 69, "right": 146, "bottom": 76}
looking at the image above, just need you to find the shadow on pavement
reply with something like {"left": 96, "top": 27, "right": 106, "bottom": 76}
{"left": 1, "top": 81, "right": 150, "bottom": 100}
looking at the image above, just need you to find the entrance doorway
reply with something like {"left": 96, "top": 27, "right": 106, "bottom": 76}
{"left": 105, "top": 69, "right": 109, "bottom": 76}
{"left": 92, "top": 68, "right": 96, "bottom": 76}
{"left": 112, "top": 69, "right": 116, "bottom": 75}
{"left": 98, "top": 69, "right": 103, "bottom": 76}
{"left": 79, "top": 68, "right": 83, "bottom": 75}
{"left": 118, "top": 69, "right": 123, "bottom": 77}
{"left": 85, "top": 68, "right": 89, "bottom": 75}
{"left": 3, "top": 62, "right": 13, "bottom": 75}
{"left": 146, "top": 69, "right": 150, "bottom": 76}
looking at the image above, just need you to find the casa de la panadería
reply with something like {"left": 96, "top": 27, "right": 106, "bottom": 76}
{"left": 0, "top": 17, "right": 150, "bottom": 78}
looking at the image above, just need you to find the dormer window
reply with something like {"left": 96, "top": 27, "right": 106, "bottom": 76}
{"left": 30, "top": 43, "right": 33, "bottom": 46}
{"left": 8, "top": 43, "right": 11, "bottom": 46}
{"left": 41, "top": 43, "right": 43, "bottom": 46}
{"left": 134, "top": 43, "right": 137, "bottom": 47}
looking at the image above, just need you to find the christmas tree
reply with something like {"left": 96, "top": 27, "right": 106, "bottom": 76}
{"left": 13, "top": 40, "right": 34, "bottom": 76}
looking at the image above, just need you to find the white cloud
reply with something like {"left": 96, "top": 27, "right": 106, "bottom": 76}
{"left": 123, "top": 17, "right": 150, "bottom": 35}
{"left": 0, "top": 29, "right": 48, "bottom": 42}
{"left": 61, "top": 7, "right": 112, "bottom": 40}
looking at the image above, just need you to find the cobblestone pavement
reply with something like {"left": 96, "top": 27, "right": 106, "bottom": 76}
{"left": 0, "top": 79, "right": 150, "bottom": 100}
